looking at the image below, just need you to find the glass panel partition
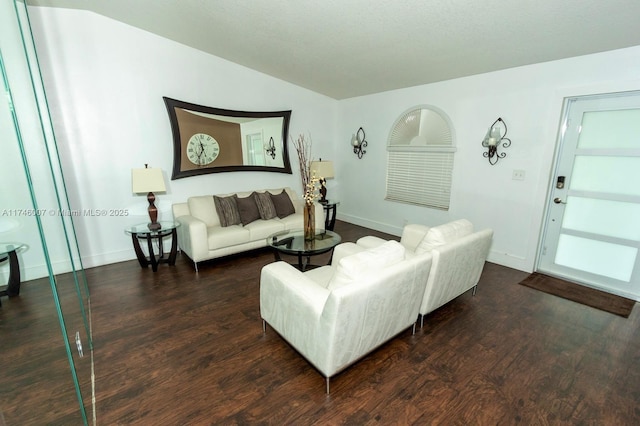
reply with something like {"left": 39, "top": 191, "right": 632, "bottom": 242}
{"left": 1, "top": 1, "right": 92, "bottom": 424}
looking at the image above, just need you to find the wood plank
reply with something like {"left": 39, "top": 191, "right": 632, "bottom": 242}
{"left": 1, "top": 221, "right": 639, "bottom": 424}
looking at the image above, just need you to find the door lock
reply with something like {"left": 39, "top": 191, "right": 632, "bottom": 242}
{"left": 556, "top": 176, "right": 565, "bottom": 189}
{"left": 553, "top": 197, "right": 566, "bottom": 204}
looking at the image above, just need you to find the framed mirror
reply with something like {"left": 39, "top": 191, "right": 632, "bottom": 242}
{"left": 163, "top": 97, "right": 292, "bottom": 179}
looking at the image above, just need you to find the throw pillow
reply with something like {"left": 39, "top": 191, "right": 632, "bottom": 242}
{"left": 253, "top": 191, "right": 277, "bottom": 220}
{"left": 327, "top": 240, "right": 406, "bottom": 291}
{"left": 416, "top": 219, "right": 474, "bottom": 254}
{"left": 270, "top": 189, "right": 296, "bottom": 218}
{"left": 236, "top": 194, "right": 261, "bottom": 226}
{"left": 213, "top": 195, "right": 241, "bottom": 227}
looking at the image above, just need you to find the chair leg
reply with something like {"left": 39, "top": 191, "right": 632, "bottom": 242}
{"left": 412, "top": 322, "right": 416, "bottom": 335}
{"left": 194, "top": 261, "right": 199, "bottom": 273}
{"left": 472, "top": 285, "right": 477, "bottom": 296}
{"left": 326, "top": 377, "right": 330, "bottom": 394}
{"left": 420, "top": 314, "right": 425, "bottom": 329}
{"left": 262, "top": 319, "right": 266, "bottom": 334}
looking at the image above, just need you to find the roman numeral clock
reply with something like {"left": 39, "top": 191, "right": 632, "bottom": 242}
{"left": 186, "top": 133, "right": 220, "bottom": 166}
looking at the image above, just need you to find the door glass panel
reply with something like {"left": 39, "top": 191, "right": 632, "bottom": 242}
{"left": 562, "top": 196, "right": 640, "bottom": 241}
{"left": 578, "top": 109, "right": 640, "bottom": 149}
{"left": 571, "top": 156, "right": 640, "bottom": 196}
{"left": 556, "top": 234, "right": 636, "bottom": 282}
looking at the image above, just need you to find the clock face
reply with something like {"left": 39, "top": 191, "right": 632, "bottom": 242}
{"left": 186, "top": 133, "right": 220, "bottom": 166}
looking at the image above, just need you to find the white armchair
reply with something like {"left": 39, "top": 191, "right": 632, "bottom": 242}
{"left": 358, "top": 219, "right": 493, "bottom": 327}
{"left": 260, "top": 240, "right": 433, "bottom": 392}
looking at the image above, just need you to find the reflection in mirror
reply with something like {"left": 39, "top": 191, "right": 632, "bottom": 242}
{"left": 163, "top": 97, "right": 292, "bottom": 179}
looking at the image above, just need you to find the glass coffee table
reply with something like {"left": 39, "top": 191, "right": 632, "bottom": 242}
{"left": 267, "top": 229, "right": 341, "bottom": 271}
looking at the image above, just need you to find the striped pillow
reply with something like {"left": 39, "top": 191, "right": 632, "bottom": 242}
{"left": 213, "top": 195, "right": 241, "bottom": 227}
{"left": 253, "top": 191, "right": 277, "bottom": 220}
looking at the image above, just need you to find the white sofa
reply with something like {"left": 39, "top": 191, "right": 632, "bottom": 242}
{"left": 172, "top": 187, "right": 325, "bottom": 271}
{"left": 260, "top": 240, "right": 433, "bottom": 393}
{"left": 358, "top": 219, "right": 493, "bottom": 326}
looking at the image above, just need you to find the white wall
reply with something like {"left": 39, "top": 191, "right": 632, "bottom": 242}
{"left": 28, "top": 7, "right": 337, "bottom": 271}
{"left": 23, "top": 6, "right": 640, "bottom": 277}
{"left": 336, "top": 46, "right": 640, "bottom": 271}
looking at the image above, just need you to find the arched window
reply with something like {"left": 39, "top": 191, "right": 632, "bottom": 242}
{"left": 386, "top": 106, "right": 456, "bottom": 210}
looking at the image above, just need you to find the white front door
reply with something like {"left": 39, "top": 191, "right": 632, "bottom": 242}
{"left": 537, "top": 91, "right": 640, "bottom": 300}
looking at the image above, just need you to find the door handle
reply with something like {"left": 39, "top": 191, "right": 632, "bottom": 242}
{"left": 553, "top": 197, "right": 566, "bottom": 204}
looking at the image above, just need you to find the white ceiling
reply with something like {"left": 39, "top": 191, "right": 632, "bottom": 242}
{"left": 28, "top": 0, "right": 640, "bottom": 99}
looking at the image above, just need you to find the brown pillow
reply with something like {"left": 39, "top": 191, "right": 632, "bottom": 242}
{"left": 253, "top": 191, "right": 277, "bottom": 220}
{"left": 270, "top": 190, "right": 296, "bottom": 218}
{"left": 236, "top": 194, "right": 261, "bottom": 225}
{"left": 213, "top": 195, "right": 241, "bottom": 227}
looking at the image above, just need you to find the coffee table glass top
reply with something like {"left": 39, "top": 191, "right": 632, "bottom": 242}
{"left": 0, "top": 243, "right": 26, "bottom": 256}
{"left": 267, "top": 229, "right": 341, "bottom": 255}
{"left": 125, "top": 221, "right": 180, "bottom": 235}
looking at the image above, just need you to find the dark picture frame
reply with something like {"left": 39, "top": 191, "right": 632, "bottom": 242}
{"left": 163, "top": 97, "right": 292, "bottom": 180}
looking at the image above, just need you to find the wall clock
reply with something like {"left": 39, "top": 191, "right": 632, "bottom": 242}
{"left": 186, "top": 133, "right": 220, "bottom": 165}
{"left": 163, "top": 97, "right": 292, "bottom": 180}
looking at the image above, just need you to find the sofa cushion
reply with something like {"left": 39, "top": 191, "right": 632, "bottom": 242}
{"left": 276, "top": 213, "right": 304, "bottom": 231}
{"left": 213, "top": 195, "right": 241, "bottom": 227}
{"left": 236, "top": 194, "right": 261, "bottom": 226}
{"left": 245, "top": 219, "right": 285, "bottom": 240}
{"left": 270, "top": 190, "right": 296, "bottom": 218}
{"left": 328, "top": 240, "right": 406, "bottom": 290}
{"left": 254, "top": 191, "right": 277, "bottom": 220}
{"left": 416, "top": 219, "right": 474, "bottom": 254}
{"left": 206, "top": 225, "right": 250, "bottom": 250}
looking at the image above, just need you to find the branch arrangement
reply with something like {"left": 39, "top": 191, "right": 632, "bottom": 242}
{"left": 292, "top": 133, "right": 312, "bottom": 193}
{"left": 291, "top": 133, "right": 319, "bottom": 205}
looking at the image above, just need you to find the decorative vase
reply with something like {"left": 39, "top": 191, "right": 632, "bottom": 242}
{"left": 303, "top": 202, "right": 315, "bottom": 240}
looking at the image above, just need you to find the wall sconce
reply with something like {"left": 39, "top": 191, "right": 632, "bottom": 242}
{"left": 482, "top": 117, "right": 511, "bottom": 165}
{"left": 132, "top": 164, "right": 166, "bottom": 230}
{"left": 265, "top": 136, "right": 276, "bottom": 159}
{"left": 351, "top": 127, "right": 367, "bottom": 159}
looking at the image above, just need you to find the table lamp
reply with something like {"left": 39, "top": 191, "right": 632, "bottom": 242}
{"left": 310, "top": 159, "right": 335, "bottom": 203}
{"left": 132, "top": 165, "right": 166, "bottom": 230}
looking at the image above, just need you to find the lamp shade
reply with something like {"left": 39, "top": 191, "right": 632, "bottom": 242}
{"left": 132, "top": 167, "right": 166, "bottom": 193}
{"left": 310, "top": 160, "right": 335, "bottom": 179}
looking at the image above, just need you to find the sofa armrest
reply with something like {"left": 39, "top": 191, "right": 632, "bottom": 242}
{"left": 260, "top": 260, "right": 331, "bottom": 357}
{"left": 331, "top": 242, "right": 366, "bottom": 266}
{"left": 261, "top": 262, "right": 330, "bottom": 318}
{"left": 400, "top": 224, "right": 430, "bottom": 252}
{"left": 174, "top": 215, "right": 209, "bottom": 261}
{"left": 420, "top": 228, "right": 493, "bottom": 315}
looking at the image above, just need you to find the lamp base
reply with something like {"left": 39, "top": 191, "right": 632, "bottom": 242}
{"left": 319, "top": 180, "right": 328, "bottom": 203}
{"left": 148, "top": 222, "right": 162, "bottom": 231}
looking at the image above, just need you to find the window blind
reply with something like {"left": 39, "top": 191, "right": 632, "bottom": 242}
{"left": 385, "top": 149, "right": 454, "bottom": 210}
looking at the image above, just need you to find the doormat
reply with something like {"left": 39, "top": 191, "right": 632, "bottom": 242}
{"left": 519, "top": 273, "right": 635, "bottom": 318}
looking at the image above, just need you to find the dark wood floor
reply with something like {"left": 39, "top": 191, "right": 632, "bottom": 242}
{"left": 2, "top": 220, "right": 640, "bottom": 424}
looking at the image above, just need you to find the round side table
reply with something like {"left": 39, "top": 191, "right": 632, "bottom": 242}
{"left": 0, "top": 243, "right": 26, "bottom": 306}
{"left": 320, "top": 201, "right": 340, "bottom": 231}
{"left": 125, "top": 222, "right": 180, "bottom": 272}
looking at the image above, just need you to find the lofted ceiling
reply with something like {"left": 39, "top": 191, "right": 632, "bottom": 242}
{"left": 27, "top": 0, "right": 640, "bottom": 99}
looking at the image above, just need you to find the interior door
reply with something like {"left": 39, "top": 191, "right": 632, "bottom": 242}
{"left": 538, "top": 91, "right": 640, "bottom": 300}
